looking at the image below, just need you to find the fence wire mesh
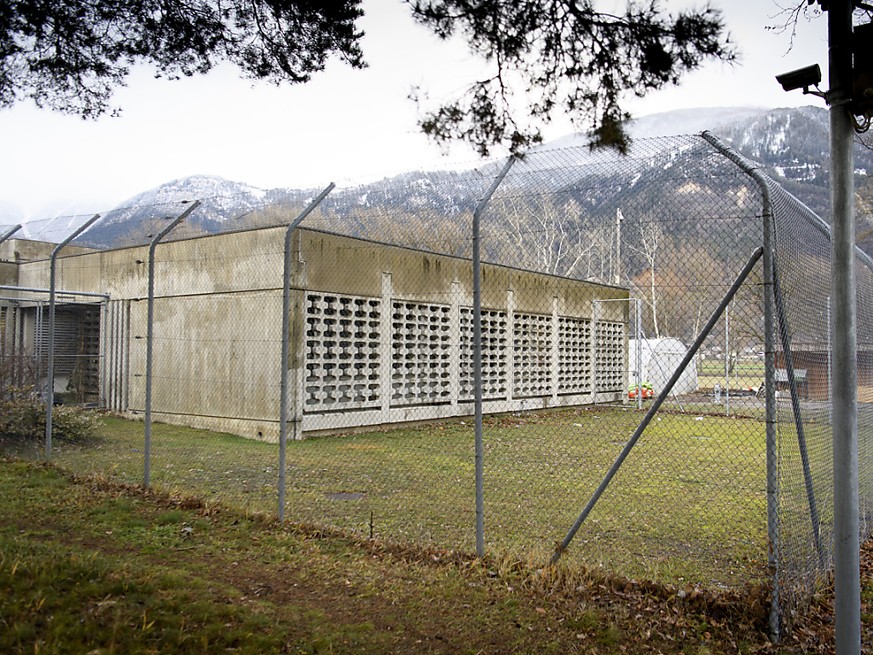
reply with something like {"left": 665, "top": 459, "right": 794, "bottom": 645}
{"left": 767, "top": 178, "right": 873, "bottom": 619}
{"left": 0, "top": 134, "right": 869, "bottom": 637}
{"left": 472, "top": 136, "right": 769, "bottom": 590}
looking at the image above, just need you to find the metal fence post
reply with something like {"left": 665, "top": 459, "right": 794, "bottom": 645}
{"left": 725, "top": 303, "right": 731, "bottom": 416}
{"left": 472, "top": 157, "right": 515, "bottom": 557}
{"left": 144, "top": 202, "right": 200, "bottom": 487}
{"left": 701, "top": 131, "right": 783, "bottom": 640}
{"left": 0, "top": 225, "right": 21, "bottom": 245}
{"left": 45, "top": 214, "right": 102, "bottom": 460}
{"left": 636, "top": 298, "right": 643, "bottom": 411}
{"left": 760, "top": 173, "right": 781, "bottom": 645}
{"left": 278, "top": 184, "right": 335, "bottom": 522}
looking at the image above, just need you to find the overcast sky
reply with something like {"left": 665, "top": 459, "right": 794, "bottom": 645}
{"left": 0, "top": 0, "right": 828, "bottom": 220}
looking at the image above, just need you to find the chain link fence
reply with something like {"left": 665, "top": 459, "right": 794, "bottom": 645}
{"left": 1, "top": 134, "right": 870, "bottom": 640}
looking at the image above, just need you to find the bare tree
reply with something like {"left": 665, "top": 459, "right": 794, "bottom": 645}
{"left": 626, "top": 220, "right": 664, "bottom": 338}
{"left": 583, "top": 221, "right": 619, "bottom": 284}
{"left": 767, "top": 2, "right": 824, "bottom": 52}
{"left": 485, "top": 195, "right": 599, "bottom": 277}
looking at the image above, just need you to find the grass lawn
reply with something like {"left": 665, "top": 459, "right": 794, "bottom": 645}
{"left": 697, "top": 359, "right": 765, "bottom": 392}
{"left": 0, "top": 456, "right": 864, "bottom": 654}
{"left": 4, "top": 404, "right": 772, "bottom": 591}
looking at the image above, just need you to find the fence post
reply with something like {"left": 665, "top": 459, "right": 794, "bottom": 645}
{"left": 279, "top": 184, "right": 335, "bottom": 522}
{"left": 0, "top": 224, "right": 21, "bottom": 245}
{"left": 144, "top": 201, "right": 200, "bottom": 487}
{"left": 635, "top": 299, "right": 642, "bottom": 410}
{"left": 725, "top": 303, "right": 731, "bottom": 416}
{"left": 472, "top": 157, "right": 515, "bottom": 557}
{"left": 760, "top": 163, "right": 781, "bottom": 646}
{"left": 701, "top": 131, "right": 785, "bottom": 640}
{"left": 45, "top": 214, "right": 102, "bottom": 460}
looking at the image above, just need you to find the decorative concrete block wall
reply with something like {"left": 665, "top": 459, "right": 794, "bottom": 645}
{"left": 294, "top": 229, "right": 630, "bottom": 435}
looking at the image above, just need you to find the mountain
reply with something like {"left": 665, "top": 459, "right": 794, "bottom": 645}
{"left": 73, "top": 175, "right": 316, "bottom": 247}
{"left": 630, "top": 107, "right": 771, "bottom": 139}
{"left": 12, "top": 106, "right": 872, "bottom": 256}
{"left": 542, "top": 105, "right": 866, "bottom": 221}
{"left": 715, "top": 106, "right": 873, "bottom": 255}
{"left": 544, "top": 106, "right": 768, "bottom": 149}
{"left": 74, "top": 170, "right": 491, "bottom": 248}
{"left": 714, "top": 106, "right": 832, "bottom": 213}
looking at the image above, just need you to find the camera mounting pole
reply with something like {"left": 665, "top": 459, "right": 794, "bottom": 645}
{"left": 777, "top": 3, "right": 861, "bottom": 651}
{"left": 826, "top": 2, "right": 861, "bottom": 654}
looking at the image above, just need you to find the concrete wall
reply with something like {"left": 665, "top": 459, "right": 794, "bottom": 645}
{"left": 12, "top": 226, "right": 630, "bottom": 440}
{"left": 0, "top": 261, "right": 17, "bottom": 286}
{"left": 293, "top": 229, "right": 630, "bottom": 436}
{"left": 0, "top": 239, "right": 95, "bottom": 264}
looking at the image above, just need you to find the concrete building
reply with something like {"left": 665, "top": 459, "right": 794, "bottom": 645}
{"left": 0, "top": 226, "right": 630, "bottom": 440}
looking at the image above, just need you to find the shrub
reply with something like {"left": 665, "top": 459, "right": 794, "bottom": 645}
{"left": 0, "top": 386, "right": 100, "bottom": 443}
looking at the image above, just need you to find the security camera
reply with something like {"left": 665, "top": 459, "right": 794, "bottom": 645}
{"left": 776, "top": 64, "right": 823, "bottom": 93}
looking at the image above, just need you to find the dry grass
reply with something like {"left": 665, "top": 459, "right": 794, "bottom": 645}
{"left": 1, "top": 456, "right": 860, "bottom": 654}
{"left": 1, "top": 404, "right": 777, "bottom": 591}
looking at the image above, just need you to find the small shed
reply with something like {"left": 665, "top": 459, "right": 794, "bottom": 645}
{"left": 628, "top": 338, "right": 697, "bottom": 396}
{"left": 775, "top": 342, "right": 873, "bottom": 401}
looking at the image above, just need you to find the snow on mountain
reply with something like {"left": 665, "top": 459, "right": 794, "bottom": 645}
{"left": 542, "top": 107, "right": 770, "bottom": 151}
{"left": 76, "top": 175, "right": 318, "bottom": 247}
{"left": 6, "top": 105, "right": 866, "bottom": 249}
{"left": 628, "top": 106, "right": 771, "bottom": 138}
{"left": 105, "top": 174, "right": 267, "bottom": 219}
{"left": 125, "top": 175, "right": 266, "bottom": 207}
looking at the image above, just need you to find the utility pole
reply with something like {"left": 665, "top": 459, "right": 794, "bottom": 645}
{"left": 828, "top": 2, "right": 860, "bottom": 653}
{"left": 776, "top": 2, "right": 862, "bottom": 650}
{"left": 615, "top": 208, "right": 623, "bottom": 285}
